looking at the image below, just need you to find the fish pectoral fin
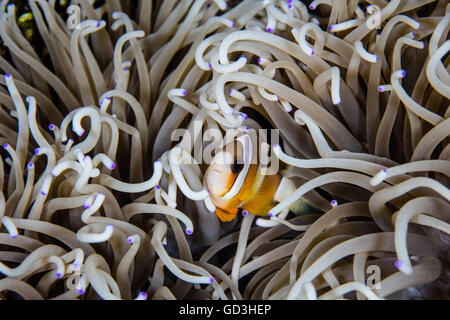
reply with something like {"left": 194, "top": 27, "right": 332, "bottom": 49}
{"left": 215, "top": 207, "right": 238, "bottom": 222}
{"left": 242, "top": 201, "right": 274, "bottom": 217}
{"left": 240, "top": 173, "right": 264, "bottom": 202}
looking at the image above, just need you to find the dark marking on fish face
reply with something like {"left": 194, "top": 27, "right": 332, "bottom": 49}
{"left": 231, "top": 160, "right": 244, "bottom": 174}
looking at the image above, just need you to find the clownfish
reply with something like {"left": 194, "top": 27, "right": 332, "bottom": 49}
{"left": 205, "top": 133, "right": 311, "bottom": 222}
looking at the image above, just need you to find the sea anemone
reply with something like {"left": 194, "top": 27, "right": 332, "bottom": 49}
{"left": 0, "top": 0, "right": 448, "bottom": 300}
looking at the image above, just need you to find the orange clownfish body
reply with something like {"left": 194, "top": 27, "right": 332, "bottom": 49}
{"left": 205, "top": 134, "right": 283, "bottom": 222}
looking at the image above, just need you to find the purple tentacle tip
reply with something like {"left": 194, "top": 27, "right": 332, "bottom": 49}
{"left": 139, "top": 292, "right": 148, "bottom": 299}
{"left": 3, "top": 143, "right": 9, "bottom": 149}
{"left": 34, "top": 148, "right": 40, "bottom": 155}
{"left": 268, "top": 212, "right": 273, "bottom": 217}
{"left": 331, "top": 200, "right": 338, "bottom": 206}
{"left": 288, "top": 4, "right": 293, "bottom": 9}
{"left": 208, "top": 63, "right": 212, "bottom": 70}
{"left": 77, "top": 289, "right": 85, "bottom": 295}
{"left": 110, "top": 163, "right": 116, "bottom": 170}
{"left": 394, "top": 260, "right": 403, "bottom": 269}
{"left": 96, "top": 21, "right": 101, "bottom": 28}
{"left": 382, "top": 169, "right": 388, "bottom": 174}
{"left": 155, "top": 185, "right": 160, "bottom": 190}
{"left": 228, "top": 89, "right": 233, "bottom": 95}
{"left": 127, "top": 237, "right": 133, "bottom": 244}
{"left": 186, "top": 229, "right": 193, "bottom": 235}
{"left": 309, "top": 4, "right": 315, "bottom": 10}
{"left": 56, "top": 272, "right": 63, "bottom": 278}
{"left": 266, "top": 27, "right": 273, "bottom": 33}
{"left": 40, "top": 190, "right": 47, "bottom": 196}
{"left": 73, "top": 263, "right": 80, "bottom": 269}
{"left": 311, "top": 49, "right": 314, "bottom": 55}
{"left": 11, "top": 234, "right": 17, "bottom": 239}
{"left": 206, "top": 2, "right": 211, "bottom": 8}
{"left": 49, "top": 124, "right": 55, "bottom": 130}
{"left": 401, "top": 70, "right": 406, "bottom": 77}
{"left": 378, "top": 86, "right": 383, "bottom": 92}
{"left": 242, "top": 210, "right": 248, "bottom": 216}
{"left": 273, "top": 143, "right": 280, "bottom": 148}
{"left": 5, "top": 73, "right": 11, "bottom": 78}
{"left": 209, "top": 277, "right": 214, "bottom": 284}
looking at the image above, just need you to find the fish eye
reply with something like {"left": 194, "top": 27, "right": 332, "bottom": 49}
{"left": 231, "top": 160, "right": 244, "bottom": 174}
